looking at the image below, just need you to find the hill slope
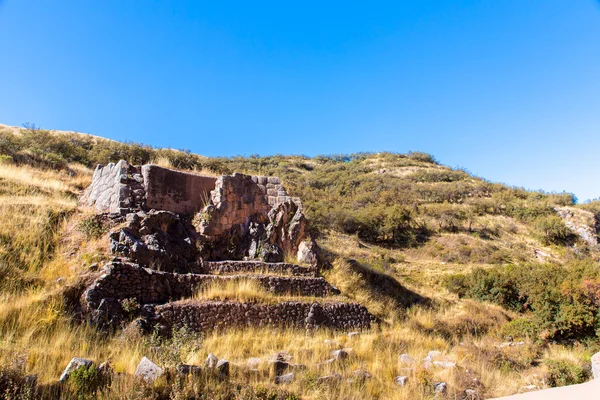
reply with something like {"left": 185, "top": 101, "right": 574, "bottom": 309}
{"left": 0, "top": 124, "right": 599, "bottom": 399}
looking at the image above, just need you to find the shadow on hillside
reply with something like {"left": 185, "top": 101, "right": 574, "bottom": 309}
{"left": 345, "top": 259, "right": 429, "bottom": 309}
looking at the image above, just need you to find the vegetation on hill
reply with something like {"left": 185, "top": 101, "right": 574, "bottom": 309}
{"left": 0, "top": 124, "right": 599, "bottom": 399}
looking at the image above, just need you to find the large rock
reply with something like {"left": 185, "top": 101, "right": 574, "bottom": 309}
{"left": 134, "top": 357, "right": 164, "bottom": 383}
{"left": 109, "top": 210, "right": 198, "bottom": 271}
{"left": 59, "top": 358, "right": 93, "bottom": 382}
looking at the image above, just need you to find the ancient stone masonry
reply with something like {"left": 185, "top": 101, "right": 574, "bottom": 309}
{"left": 147, "top": 300, "right": 375, "bottom": 333}
{"left": 80, "top": 161, "right": 376, "bottom": 333}
{"left": 198, "top": 260, "right": 315, "bottom": 277}
{"left": 83, "top": 160, "right": 145, "bottom": 214}
{"left": 84, "top": 260, "right": 340, "bottom": 309}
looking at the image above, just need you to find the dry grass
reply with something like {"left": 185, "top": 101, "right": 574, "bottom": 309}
{"left": 0, "top": 161, "right": 596, "bottom": 399}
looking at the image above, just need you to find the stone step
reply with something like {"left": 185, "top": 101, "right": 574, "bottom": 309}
{"left": 146, "top": 299, "right": 376, "bottom": 333}
{"left": 85, "top": 261, "right": 339, "bottom": 310}
{"left": 193, "top": 260, "right": 316, "bottom": 277}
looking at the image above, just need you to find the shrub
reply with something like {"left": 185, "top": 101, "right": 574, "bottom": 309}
{"left": 78, "top": 215, "right": 106, "bottom": 238}
{"left": 545, "top": 359, "right": 588, "bottom": 387}
{"left": 535, "top": 215, "right": 574, "bottom": 245}
{"left": 68, "top": 365, "right": 102, "bottom": 398}
{"left": 445, "top": 262, "right": 600, "bottom": 341}
{"left": 500, "top": 317, "right": 540, "bottom": 339}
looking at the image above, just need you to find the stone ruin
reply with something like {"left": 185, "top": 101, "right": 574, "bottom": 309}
{"left": 79, "top": 161, "right": 375, "bottom": 333}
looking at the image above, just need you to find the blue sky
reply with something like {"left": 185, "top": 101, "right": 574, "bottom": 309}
{"left": 1, "top": 1, "right": 599, "bottom": 201}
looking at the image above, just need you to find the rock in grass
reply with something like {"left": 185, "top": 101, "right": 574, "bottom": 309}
{"left": 134, "top": 357, "right": 164, "bottom": 383}
{"left": 434, "top": 382, "right": 447, "bottom": 394}
{"left": 395, "top": 375, "right": 409, "bottom": 386}
{"left": 433, "top": 361, "right": 456, "bottom": 369}
{"left": 331, "top": 349, "right": 349, "bottom": 361}
{"left": 317, "top": 373, "right": 343, "bottom": 384}
{"left": 427, "top": 350, "right": 442, "bottom": 359}
{"left": 216, "top": 359, "right": 229, "bottom": 379}
{"left": 399, "top": 354, "right": 415, "bottom": 365}
{"left": 275, "top": 372, "right": 295, "bottom": 384}
{"left": 59, "top": 358, "right": 93, "bottom": 382}
{"left": 205, "top": 353, "right": 218, "bottom": 368}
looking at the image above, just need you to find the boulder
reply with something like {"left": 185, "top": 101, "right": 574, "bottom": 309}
{"left": 317, "top": 373, "right": 343, "bottom": 384}
{"left": 205, "top": 353, "right": 219, "bottom": 368}
{"left": 434, "top": 382, "right": 447, "bottom": 394}
{"left": 134, "top": 357, "right": 164, "bottom": 383}
{"left": 332, "top": 349, "right": 350, "bottom": 361}
{"left": 274, "top": 372, "right": 295, "bottom": 384}
{"left": 59, "top": 358, "right": 93, "bottom": 382}
{"left": 395, "top": 375, "right": 409, "bottom": 386}
{"left": 216, "top": 359, "right": 229, "bottom": 379}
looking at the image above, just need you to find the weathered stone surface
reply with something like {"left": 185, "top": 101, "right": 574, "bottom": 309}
{"left": 148, "top": 300, "right": 375, "bottom": 333}
{"left": 84, "top": 260, "right": 340, "bottom": 316}
{"left": 134, "top": 357, "right": 164, "bottom": 383}
{"left": 82, "top": 161, "right": 145, "bottom": 215}
{"left": 332, "top": 349, "right": 350, "bottom": 361}
{"left": 434, "top": 382, "right": 447, "bottom": 394}
{"left": 59, "top": 358, "right": 93, "bottom": 382}
{"left": 198, "top": 260, "right": 315, "bottom": 276}
{"left": 216, "top": 359, "right": 229, "bottom": 379}
{"left": 555, "top": 206, "right": 598, "bottom": 246}
{"left": 109, "top": 210, "right": 198, "bottom": 272}
{"left": 395, "top": 375, "right": 408, "bottom": 386}
{"left": 275, "top": 372, "right": 295, "bottom": 384}
{"left": 142, "top": 164, "right": 217, "bottom": 215}
{"left": 205, "top": 353, "right": 218, "bottom": 368}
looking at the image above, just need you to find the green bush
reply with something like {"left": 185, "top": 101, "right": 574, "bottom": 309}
{"left": 545, "top": 359, "right": 588, "bottom": 387}
{"left": 535, "top": 215, "right": 574, "bottom": 245}
{"left": 444, "top": 261, "right": 600, "bottom": 341}
{"left": 68, "top": 365, "right": 102, "bottom": 399}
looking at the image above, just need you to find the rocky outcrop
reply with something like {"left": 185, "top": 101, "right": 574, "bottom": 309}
{"left": 555, "top": 206, "right": 598, "bottom": 246}
{"left": 84, "top": 161, "right": 318, "bottom": 265}
{"left": 109, "top": 210, "right": 198, "bottom": 272}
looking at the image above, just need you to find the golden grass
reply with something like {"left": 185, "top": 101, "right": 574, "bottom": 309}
{"left": 0, "top": 162, "right": 595, "bottom": 399}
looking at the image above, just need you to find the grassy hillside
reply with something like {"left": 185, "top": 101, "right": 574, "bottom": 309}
{"left": 0, "top": 124, "right": 599, "bottom": 399}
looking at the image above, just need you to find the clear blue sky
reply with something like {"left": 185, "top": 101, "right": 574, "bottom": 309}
{"left": 1, "top": 1, "right": 599, "bottom": 201}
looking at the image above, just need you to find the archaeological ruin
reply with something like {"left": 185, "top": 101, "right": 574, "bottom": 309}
{"left": 79, "top": 161, "right": 376, "bottom": 332}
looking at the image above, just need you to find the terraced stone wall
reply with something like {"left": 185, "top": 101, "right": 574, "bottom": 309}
{"left": 150, "top": 300, "right": 375, "bottom": 332}
{"left": 84, "top": 261, "right": 338, "bottom": 309}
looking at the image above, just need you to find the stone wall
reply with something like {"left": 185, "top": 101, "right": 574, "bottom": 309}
{"left": 149, "top": 300, "right": 375, "bottom": 332}
{"left": 83, "top": 160, "right": 145, "bottom": 214}
{"left": 197, "top": 260, "right": 315, "bottom": 276}
{"left": 141, "top": 165, "right": 217, "bottom": 215}
{"left": 84, "top": 261, "right": 339, "bottom": 309}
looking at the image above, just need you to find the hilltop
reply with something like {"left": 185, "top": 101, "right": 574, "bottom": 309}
{"left": 0, "top": 123, "right": 599, "bottom": 399}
